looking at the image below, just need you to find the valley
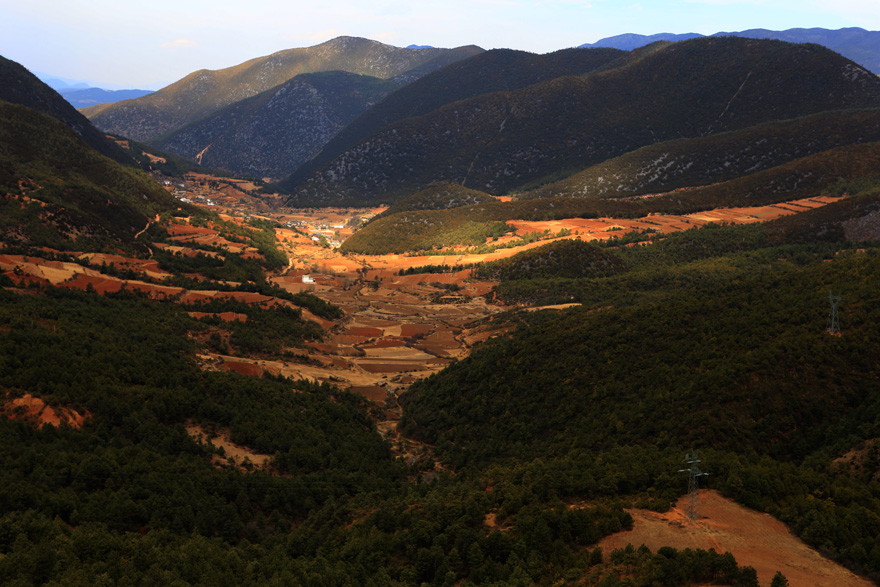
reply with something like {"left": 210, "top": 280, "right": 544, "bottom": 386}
{"left": 6, "top": 32, "right": 880, "bottom": 585}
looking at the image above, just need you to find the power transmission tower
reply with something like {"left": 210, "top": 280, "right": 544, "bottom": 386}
{"left": 827, "top": 292, "right": 843, "bottom": 335}
{"left": 678, "top": 449, "right": 708, "bottom": 520}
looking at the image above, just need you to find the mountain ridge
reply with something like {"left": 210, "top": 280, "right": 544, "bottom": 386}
{"left": 284, "top": 37, "right": 880, "bottom": 207}
{"left": 276, "top": 46, "right": 625, "bottom": 193}
{"left": 581, "top": 27, "right": 880, "bottom": 73}
{"left": 83, "top": 37, "right": 484, "bottom": 142}
{"left": 0, "top": 55, "right": 134, "bottom": 166}
{"left": 59, "top": 87, "right": 153, "bottom": 109}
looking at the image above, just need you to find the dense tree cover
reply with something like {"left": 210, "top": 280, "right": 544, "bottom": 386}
{"left": 525, "top": 108, "right": 880, "bottom": 200}
{"left": 0, "top": 100, "right": 192, "bottom": 252}
{"left": 401, "top": 204, "right": 880, "bottom": 581}
{"left": 0, "top": 286, "right": 772, "bottom": 585}
{"left": 185, "top": 298, "right": 324, "bottom": 356}
{"left": 475, "top": 239, "right": 627, "bottom": 281}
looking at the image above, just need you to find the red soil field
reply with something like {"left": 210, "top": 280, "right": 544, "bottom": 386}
{"left": 345, "top": 326, "right": 384, "bottom": 337}
{"left": 399, "top": 324, "right": 433, "bottom": 338}
{"left": 166, "top": 223, "right": 216, "bottom": 236}
{"left": 365, "top": 339, "right": 408, "bottom": 348}
{"left": 349, "top": 386, "right": 389, "bottom": 403}
{"left": 64, "top": 274, "right": 124, "bottom": 294}
{"left": 358, "top": 362, "right": 433, "bottom": 373}
{"left": 219, "top": 360, "right": 264, "bottom": 377}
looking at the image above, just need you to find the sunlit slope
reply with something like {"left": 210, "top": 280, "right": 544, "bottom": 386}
{"left": 341, "top": 140, "right": 880, "bottom": 254}
{"left": 525, "top": 108, "right": 880, "bottom": 199}
{"left": 83, "top": 37, "right": 483, "bottom": 141}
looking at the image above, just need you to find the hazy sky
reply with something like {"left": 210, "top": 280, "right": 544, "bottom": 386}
{"left": 2, "top": 0, "right": 880, "bottom": 89}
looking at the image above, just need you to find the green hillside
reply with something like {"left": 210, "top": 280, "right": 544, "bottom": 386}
{"left": 379, "top": 181, "right": 499, "bottom": 216}
{"left": 83, "top": 37, "right": 483, "bottom": 142}
{"left": 0, "top": 100, "right": 188, "bottom": 250}
{"left": 475, "top": 239, "right": 628, "bottom": 281}
{"left": 399, "top": 196, "right": 880, "bottom": 579}
{"left": 286, "top": 37, "right": 880, "bottom": 207}
{"left": 525, "top": 108, "right": 880, "bottom": 199}
{"left": 342, "top": 139, "right": 880, "bottom": 254}
{"left": 0, "top": 55, "right": 132, "bottom": 166}
{"left": 277, "top": 47, "right": 625, "bottom": 193}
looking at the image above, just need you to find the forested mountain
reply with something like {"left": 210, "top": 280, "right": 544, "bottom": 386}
{"left": 82, "top": 37, "right": 483, "bottom": 142}
{"left": 149, "top": 71, "right": 399, "bottom": 180}
{"left": 0, "top": 99, "right": 186, "bottom": 249}
{"left": 276, "top": 47, "right": 625, "bottom": 193}
{"left": 397, "top": 191, "right": 880, "bottom": 580}
{"left": 526, "top": 108, "right": 880, "bottom": 200}
{"left": 0, "top": 55, "right": 133, "bottom": 166}
{"left": 582, "top": 27, "right": 880, "bottom": 73}
{"left": 284, "top": 37, "right": 880, "bottom": 207}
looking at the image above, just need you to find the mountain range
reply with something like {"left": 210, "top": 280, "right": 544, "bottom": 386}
{"left": 276, "top": 46, "right": 625, "bottom": 190}
{"left": 83, "top": 37, "right": 483, "bottom": 142}
{"left": 58, "top": 87, "right": 153, "bottom": 109}
{"left": 580, "top": 27, "right": 880, "bottom": 73}
{"left": 284, "top": 37, "right": 880, "bottom": 206}
{"left": 34, "top": 72, "right": 156, "bottom": 108}
{"left": 78, "top": 29, "right": 880, "bottom": 194}
{"left": 149, "top": 71, "right": 399, "bottom": 180}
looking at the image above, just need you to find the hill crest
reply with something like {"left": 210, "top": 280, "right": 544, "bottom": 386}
{"left": 83, "top": 37, "right": 483, "bottom": 142}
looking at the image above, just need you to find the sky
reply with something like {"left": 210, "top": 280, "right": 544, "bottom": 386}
{"left": 2, "top": 0, "right": 880, "bottom": 90}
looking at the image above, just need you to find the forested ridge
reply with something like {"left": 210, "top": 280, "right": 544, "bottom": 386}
{"left": 399, "top": 195, "right": 880, "bottom": 581}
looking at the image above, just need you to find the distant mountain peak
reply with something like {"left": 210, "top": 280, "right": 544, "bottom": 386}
{"left": 406, "top": 44, "right": 435, "bottom": 49}
{"left": 580, "top": 27, "right": 880, "bottom": 73}
{"left": 580, "top": 32, "right": 703, "bottom": 51}
{"left": 84, "top": 39, "right": 483, "bottom": 142}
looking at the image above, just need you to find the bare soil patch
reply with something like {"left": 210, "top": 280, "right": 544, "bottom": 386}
{"left": 186, "top": 423, "right": 272, "bottom": 471}
{"left": 2, "top": 393, "right": 88, "bottom": 429}
{"left": 599, "top": 490, "right": 872, "bottom": 587}
{"left": 349, "top": 386, "right": 390, "bottom": 403}
{"left": 219, "top": 359, "right": 264, "bottom": 377}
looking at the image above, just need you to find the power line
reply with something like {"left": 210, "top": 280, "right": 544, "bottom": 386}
{"left": 678, "top": 449, "right": 708, "bottom": 520}
{"left": 827, "top": 292, "right": 843, "bottom": 335}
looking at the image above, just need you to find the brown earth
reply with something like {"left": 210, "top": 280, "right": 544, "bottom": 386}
{"left": 186, "top": 422, "right": 272, "bottom": 471}
{"left": 2, "top": 393, "right": 88, "bottom": 429}
{"left": 599, "top": 490, "right": 873, "bottom": 587}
